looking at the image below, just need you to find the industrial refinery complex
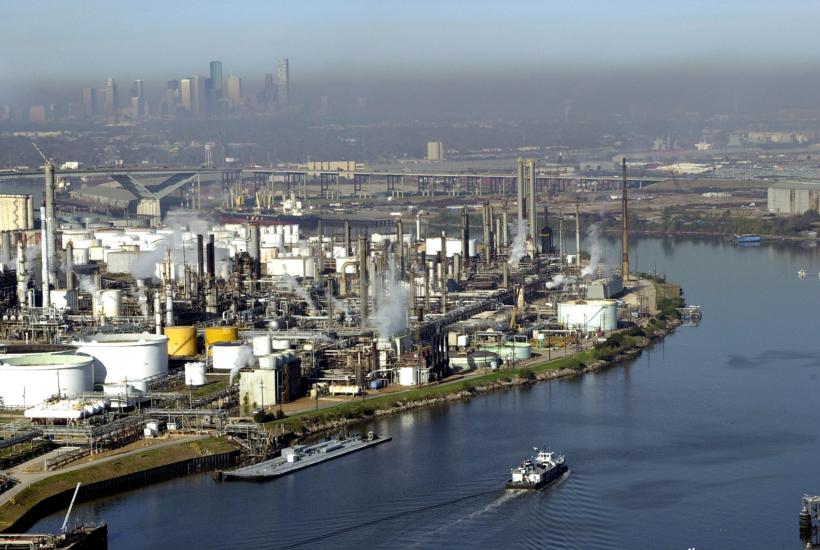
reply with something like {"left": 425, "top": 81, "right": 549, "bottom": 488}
{"left": 0, "top": 152, "right": 675, "bottom": 534}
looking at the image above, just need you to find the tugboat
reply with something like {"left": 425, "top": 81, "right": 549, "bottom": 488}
{"left": 506, "top": 447, "right": 567, "bottom": 490}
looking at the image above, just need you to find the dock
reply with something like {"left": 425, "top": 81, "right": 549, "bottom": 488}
{"left": 220, "top": 434, "right": 391, "bottom": 481}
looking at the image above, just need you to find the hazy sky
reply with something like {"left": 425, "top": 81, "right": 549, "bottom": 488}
{"left": 4, "top": 0, "right": 820, "bottom": 85}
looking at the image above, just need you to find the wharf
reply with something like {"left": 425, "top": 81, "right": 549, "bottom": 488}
{"left": 220, "top": 435, "right": 391, "bottom": 481}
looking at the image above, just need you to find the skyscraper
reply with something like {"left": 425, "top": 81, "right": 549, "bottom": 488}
{"left": 180, "top": 78, "right": 193, "bottom": 113}
{"left": 209, "top": 61, "right": 223, "bottom": 112}
{"left": 227, "top": 75, "right": 242, "bottom": 110}
{"left": 82, "top": 87, "right": 97, "bottom": 116}
{"left": 131, "top": 79, "right": 146, "bottom": 117}
{"left": 264, "top": 72, "right": 275, "bottom": 111}
{"left": 276, "top": 58, "right": 289, "bottom": 110}
{"left": 180, "top": 76, "right": 206, "bottom": 115}
{"left": 104, "top": 77, "right": 118, "bottom": 116}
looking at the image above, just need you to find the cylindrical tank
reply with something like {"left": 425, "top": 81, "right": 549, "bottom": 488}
{"left": 504, "top": 342, "right": 532, "bottom": 360}
{"left": 270, "top": 338, "right": 291, "bottom": 350}
{"left": 556, "top": 299, "right": 619, "bottom": 332}
{"left": 0, "top": 343, "right": 77, "bottom": 359}
{"left": 72, "top": 247, "right": 90, "bottom": 265}
{"left": 72, "top": 333, "right": 168, "bottom": 384}
{"left": 0, "top": 354, "right": 94, "bottom": 408}
{"left": 184, "top": 361, "right": 207, "bottom": 386}
{"left": 258, "top": 354, "right": 280, "bottom": 370}
{"left": 48, "top": 289, "right": 78, "bottom": 312}
{"left": 252, "top": 335, "right": 272, "bottom": 356}
{"left": 165, "top": 326, "right": 197, "bottom": 357}
{"left": 205, "top": 326, "right": 239, "bottom": 355}
{"left": 212, "top": 341, "right": 253, "bottom": 370}
{"left": 92, "top": 289, "right": 123, "bottom": 317}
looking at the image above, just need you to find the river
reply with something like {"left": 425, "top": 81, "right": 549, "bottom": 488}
{"left": 30, "top": 236, "right": 820, "bottom": 548}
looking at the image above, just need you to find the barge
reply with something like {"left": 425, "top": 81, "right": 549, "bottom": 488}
{"left": 506, "top": 447, "right": 567, "bottom": 490}
{"left": 219, "top": 432, "right": 391, "bottom": 481}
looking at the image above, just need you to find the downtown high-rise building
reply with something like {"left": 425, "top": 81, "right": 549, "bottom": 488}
{"left": 82, "top": 87, "right": 97, "bottom": 116}
{"left": 181, "top": 76, "right": 207, "bottom": 115}
{"left": 264, "top": 72, "right": 275, "bottom": 111}
{"left": 209, "top": 61, "right": 223, "bottom": 112}
{"left": 276, "top": 58, "right": 289, "bottom": 110}
{"left": 104, "top": 77, "right": 118, "bottom": 116}
{"left": 130, "top": 79, "right": 146, "bottom": 118}
{"left": 226, "top": 75, "right": 242, "bottom": 110}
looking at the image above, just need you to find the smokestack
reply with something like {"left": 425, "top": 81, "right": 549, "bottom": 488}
{"left": 575, "top": 203, "right": 581, "bottom": 272}
{"left": 396, "top": 219, "right": 404, "bottom": 275}
{"left": 357, "top": 234, "right": 368, "bottom": 326}
{"left": 542, "top": 205, "right": 552, "bottom": 254}
{"left": 516, "top": 158, "right": 525, "bottom": 226}
{"left": 165, "top": 286, "right": 174, "bottom": 327}
{"left": 44, "top": 162, "right": 57, "bottom": 285}
{"left": 0, "top": 232, "right": 10, "bottom": 266}
{"left": 528, "top": 159, "right": 537, "bottom": 249}
{"left": 501, "top": 210, "right": 508, "bottom": 249}
{"left": 40, "top": 206, "right": 50, "bottom": 308}
{"left": 196, "top": 234, "right": 204, "bottom": 284}
{"left": 16, "top": 242, "right": 27, "bottom": 306}
{"left": 621, "top": 157, "right": 630, "bottom": 281}
{"left": 558, "top": 208, "right": 564, "bottom": 270}
{"left": 154, "top": 291, "right": 162, "bottom": 334}
{"left": 327, "top": 277, "right": 334, "bottom": 321}
{"left": 65, "top": 241, "right": 74, "bottom": 291}
{"left": 416, "top": 213, "right": 422, "bottom": 241}
{"left": 316, "top": 219, "right": 324, "bottom": 275}
{"left": 206, "top": 235, "right": 215, "bottom": 280}
{"left": 461, "top": 207, "right": 470, "bottom": 265}
{"left": 502, "top": 261, "right": 509, "bottom": 289}
{"left": 422, "top": 252, "right": 430, "bottom": 313}
{"left": 248, "top": 223, "right": 261, "bottom": 277}
{"left": 495, "top": 217, "right": 502, "bottom": 256}
{"left": 344, "top": 221, "right": 351, "bottom": 256}
{"left": 482, "top": 202, "right": 491, "bottom": 263}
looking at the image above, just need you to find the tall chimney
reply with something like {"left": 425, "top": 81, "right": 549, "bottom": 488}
{"left": 575, "top": 203, "right": 581, "bottom": 272}
{"left": 44, "top": 162, "right": 57, "bottom": 285}
{"left": 357, "top": 234, "right": 368, "bottom": 326}
{"left": 396, "top": 219, "right": 404, "bottom": 275}
{"left": 40, "top": 206, "right": 50, "bottom": 308}
{"left": 196, "top": 234, "right": 204, "bottom": 284}
{"left": 501, "top": 210, "right": 508, "bottom": 249}
{"left": 528, "top": 159, "right": 537, "bottom": 248}
{"left": 516, "top": 158, "right": 525, "bottom": 226}
{"left": 621, "top": 157, "right": 630, "bottom": 281}
{"left": 206, "top": 234, "right": 215, "bottom": 280}
{"left": 482, "top": 202, "right": 491, "bottom": 263}
{"left": 344, "top": 221, "right": 351, "bottom": 256}
{"left": 16, "top": 242, "right": 27, "bottom": 306}
{"left": 461, "top": 207, "right": 470, "bottom": 265}
{"left": 65, "top": 241, "right": 75, "bottom": 291}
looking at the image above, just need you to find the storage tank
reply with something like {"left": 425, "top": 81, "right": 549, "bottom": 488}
{"left": 184, "top": 361, "right": 207, "bottom": 386}
{"left": 556, "top": 299, "right": 618, "bottom": 332}
{"left": 258, "top": 353, "right": 280, "bottom": 370}
{"left": 270, "top": 338, "right": 291, "bottom": 351}
{"left": 252, "top": 335, "right": 272, "bottom": 356}
{"left": 0, "top": 194, "right": 34, "bottom": 231}
{"left": 0, "top": 354, "right": 94, "bottom": 408}
{"left": 92, "top": 289, "right": 123, "bottom": 317}
{"left": 212, "top": 341, "right": 253, "bottom": 371}
{"left": 205, "top": 326, "right": 239, "bottom": 354}
{"left": 72, "top": 333, "right": 168, "bottom": 384}
{"left": 72, "top": 247, "right": 90, "bottom": 265}
{"left": 0, "top": 343, "right": 77, "bottom": 359}
{"left": 165, "top": 326, "right": 197, "bottom": 357}
{"left": 504, "top": 342, "right": 532, "bottom": 360}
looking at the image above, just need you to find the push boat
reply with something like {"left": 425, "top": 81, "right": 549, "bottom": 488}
{"left": 506, "top": 447, "right": 567, "bottom": 490}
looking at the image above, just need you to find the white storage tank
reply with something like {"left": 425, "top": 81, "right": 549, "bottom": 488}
{"left": 212, "top": 341, "right": 254, "bottom": 371}
{"left": 271, "top": 338, "right": 291, "bottom": 351}
{"left": 73, "top": 333, "right": 168, "bottom": 384}
{"left": 258, "top": 354, "right": 280, "bottom": 370}
{"left": 72, "top": 247, "right": 90, "bottom": 265}
{"left": 0, "top": 354, "right": 94, "bottom": 408}
{"left": 557, "top": 299, "right": 618, "bottom": 332}
{"left": 252, "top": 335, "right": 272, "bottom": 356}
{"left": 92, "top": 289, "right": 123, "bottom": 317}
{"left": 184, "top": 361, "right": 207, "bottom": 386}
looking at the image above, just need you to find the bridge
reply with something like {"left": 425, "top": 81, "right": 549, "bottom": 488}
{"left": 0, "top": 164, "right": 664, "bottom": 203}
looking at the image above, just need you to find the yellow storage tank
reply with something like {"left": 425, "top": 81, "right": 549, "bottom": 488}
{"left": 165, "top": 326, "right": 198, "bottom": 357}
{"left": 205, "top": 326, "right": 239, "bottom": 355}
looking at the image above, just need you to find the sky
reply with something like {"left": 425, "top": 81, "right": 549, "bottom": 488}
{"left": 3, "top": 0, "right": 820, "bottom": 110}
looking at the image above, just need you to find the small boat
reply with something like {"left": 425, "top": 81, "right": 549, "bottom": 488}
{"left": 736, "top": 234, "right": 761, "bottom": 245}
{"left": 799, "top": 269, "right": 807, "bottom": 279}
{"left": 506, "top": 447, "right": 567, "bottom": 490}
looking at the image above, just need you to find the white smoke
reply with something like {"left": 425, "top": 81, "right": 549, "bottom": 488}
{"left": 331, "top": 297, "right": 349, "bottom": 316}
{"left": 545, "top": 274, "right": 576, "bottom": 290}
{"left": 78, "top": 274, "right": 97, "bottom": 293}
{"left": 368, "top": 264, "right": 409, "bottom": 337}
{"left": 229, "top": 345, "right": 256, "bottom": 385}
{"left": 134, "top": 286, "right": 149, "bottom": 317}
{"left": 580, "top": 223, "right": 603, "bottom": 279}
{"left": 508, "top": 219, "right": 527, "bottom": 267}
{"left": 280, "top": 272, "right": 317, "bottom": 311}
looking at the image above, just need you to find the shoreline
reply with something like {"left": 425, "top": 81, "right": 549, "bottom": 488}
{"left": 0, "top": 314, "right": 684, "bottom": 533}
{"left": 272, "top": 317, "right": 683, "bottom": 439}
